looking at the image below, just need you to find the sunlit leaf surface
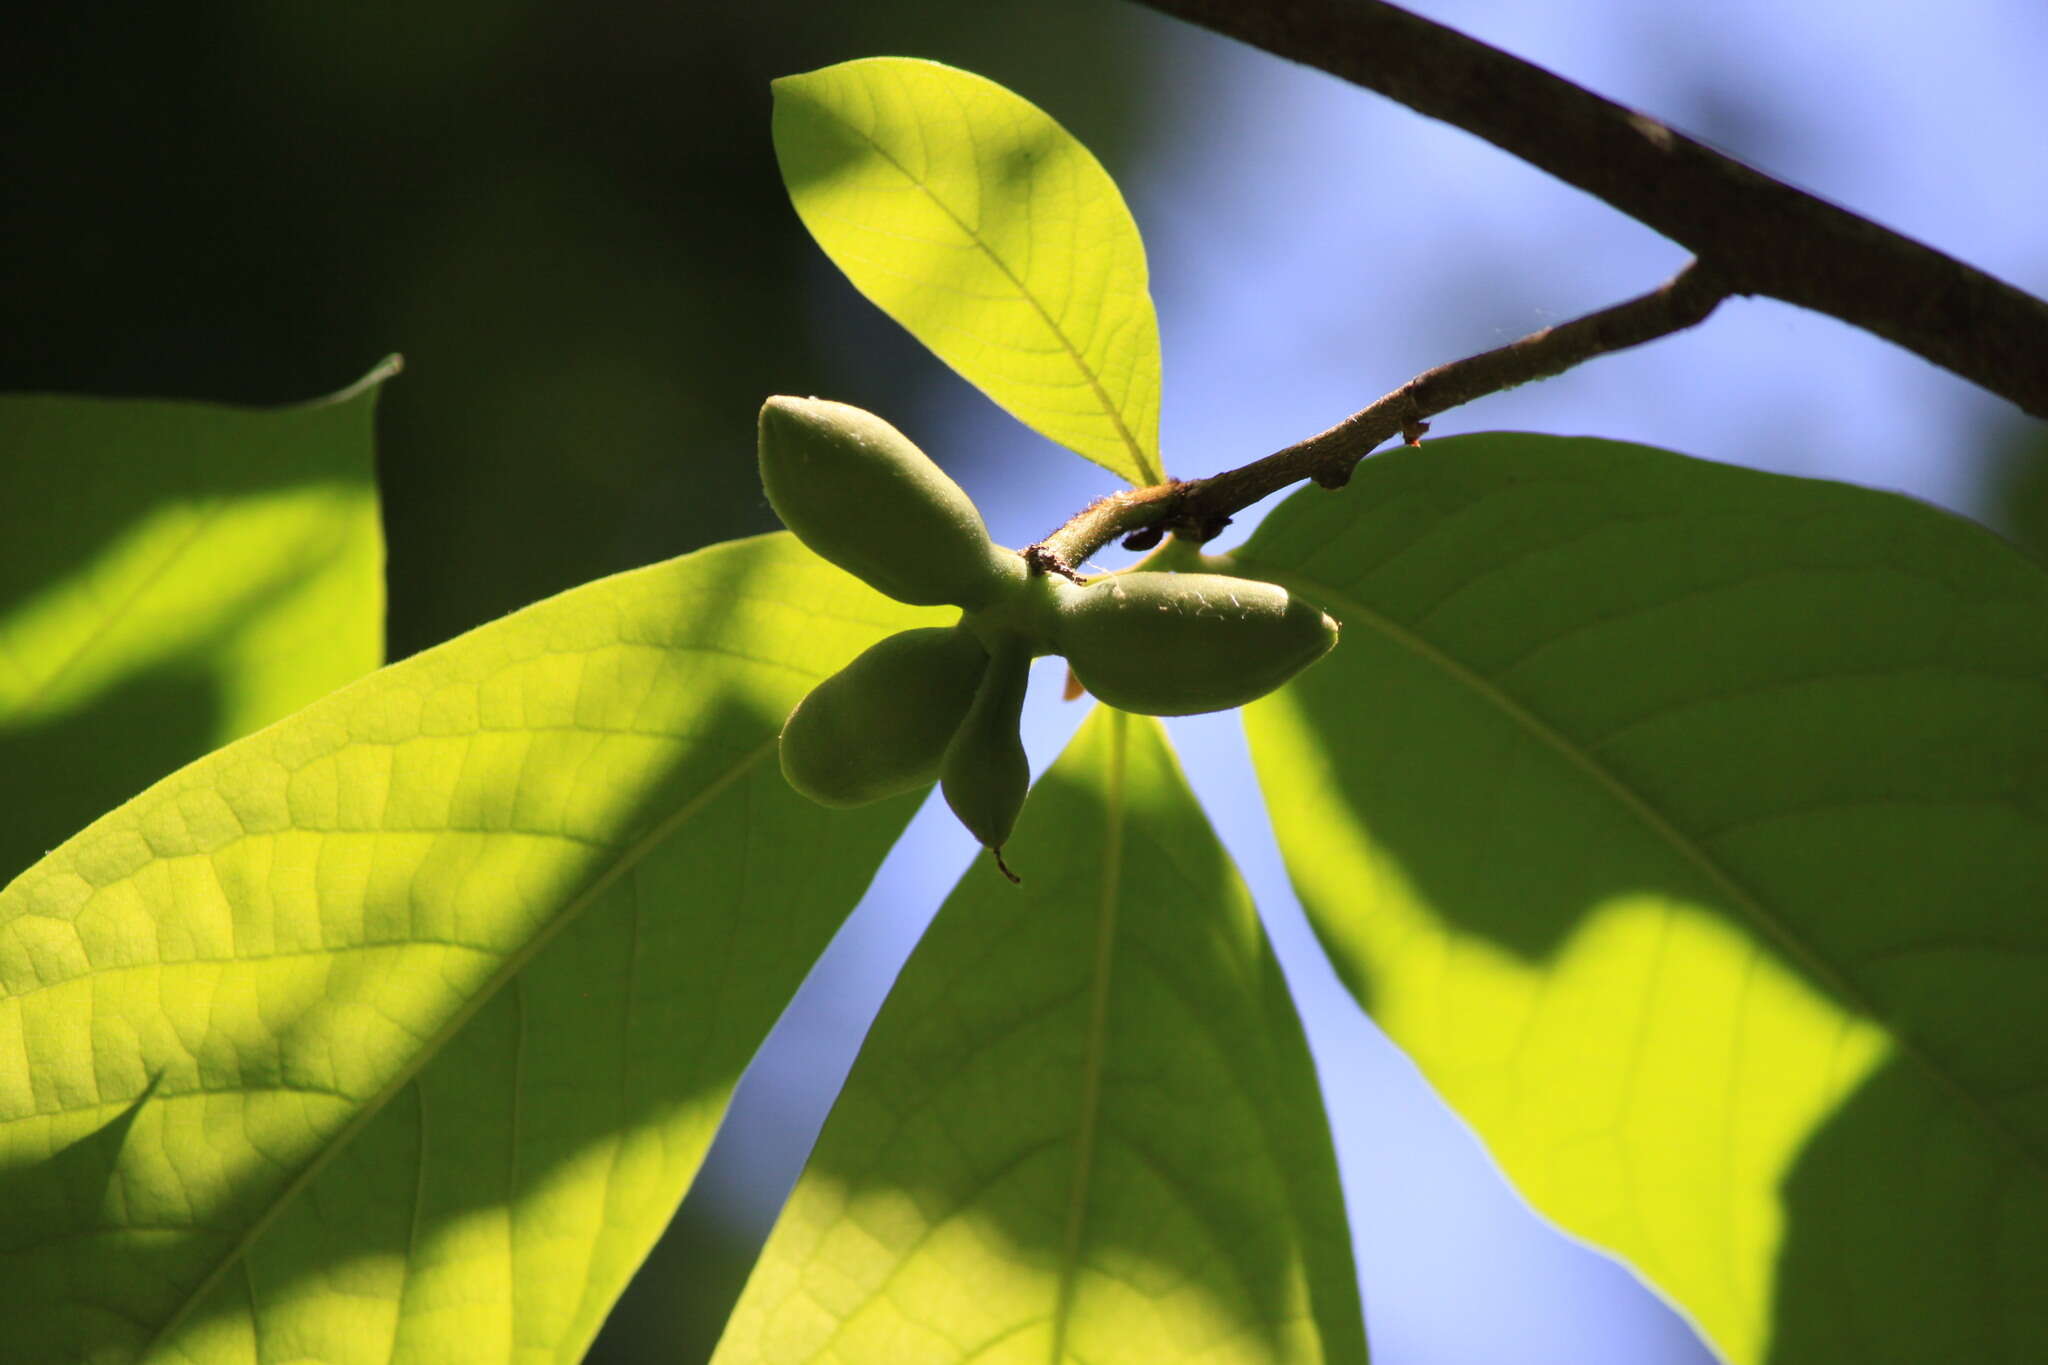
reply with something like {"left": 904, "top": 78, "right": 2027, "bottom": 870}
{"left": 0, "top": 533, "right": 945, "bottom": 1365}
{"left": 1236, "top": 433, "right": 2048, "bottom": 1364}
{"left": 715, "top": 709, "right": 1367, "bottom": 1365}
{"left": 0, "top": 361, "right": 394, "bottom": 881}
{"left": 775, "top": 58, "right": 1164, "bottom": 486}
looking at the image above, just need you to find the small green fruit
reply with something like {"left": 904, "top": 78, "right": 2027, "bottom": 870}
{"left": 780, "top": 626, "right": 989, "bottom": 807}
{"left": 757, "top": 395, "right": 1348, "bottom": 881}
{"left": 758, "top": 396, "right": 1020, "bottom": 609}
{"left": 941, "top": 631, "right": 1033, "bottom": 879}
{"left": 1050, "top": 571, "right": 1337, "bottom": 715}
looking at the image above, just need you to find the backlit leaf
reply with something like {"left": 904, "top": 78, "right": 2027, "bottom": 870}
{"left": 0, "top": 533, "right": 944, "bottom": 1364}
{"left": 0, "top": 360, "right": 394, "bottom": 881}
{"left": 1235, "top": 433, "right": 2048, "bottom": 1364}
{"left": 774, "top": 58, "right": 1164, "bottom": 486}
{"left": 715, "top": 709, "right": 1367, "bottom": 1365}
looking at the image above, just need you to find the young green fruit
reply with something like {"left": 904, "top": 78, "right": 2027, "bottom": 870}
{"left": 779, "top": 626, "right": 988, "bottom": 807}
{"left": 758, "top": 396, "right": 1019, "bottom": 609}
{"left": 757, "top": 395, "right": 1347, "bottom": 881}
{"left": 1049, "top": 571, "right": 1337, "bottom": 715}
{"left": 940, "top": 631, "right": 1033, "bottom": 881}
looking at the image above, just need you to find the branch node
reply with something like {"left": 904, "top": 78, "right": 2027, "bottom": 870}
{"left": 1023, "top": 543, "right": 1087, "bottom": 583}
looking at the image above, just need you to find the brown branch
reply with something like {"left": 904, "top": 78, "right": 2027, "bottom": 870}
{"left": 1132, "top": 0, "right": 2048, "bottom": 421}
{"left": 1032, "top": 260, "right": 1727, "bottom": 571}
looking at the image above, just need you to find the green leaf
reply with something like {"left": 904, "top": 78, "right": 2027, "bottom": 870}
{"left": 773, "top": 58, "right": 1165, "bottom": 487}
{"left": 0, "top": 360, "right": 395, "bottom": 883}
{"left": 714, "top": 708, "right": 1367, "bottom": 1365}
{"left": 1233, "top": 434, "right": 2048, "bottom": 1365}
{"left": 0, "top": 533, "right": 947, "bottom": 1365}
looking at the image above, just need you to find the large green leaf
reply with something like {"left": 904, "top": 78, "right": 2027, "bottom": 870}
{"left": 0, "top": 361, "right": 394, "bottom": 882}
{"left": 714, "top": 708, "right": 1367, "bottom": 1365}
{"left": 0, "top": 533, "right": 946, "bottom": 1365}
{"left": 774, "top": 58, "right": 1165, "bottom": 486}
{"left": 1233, "top": 433, "right": 2048, "bottom": 1364}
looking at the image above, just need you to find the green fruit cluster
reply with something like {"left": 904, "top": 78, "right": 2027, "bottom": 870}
{"left": 761, "top": 395, "right": 1338, "bottom": 877}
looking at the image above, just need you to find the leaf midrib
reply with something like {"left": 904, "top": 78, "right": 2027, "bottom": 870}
{"left": 1049, "top": 708, "right": 1127, "bottom": 1362}
{"left": 1237, "top": 556, "right": 2048, "bottom": 1185}
{"left": 2, "top": 498, "right": 225, "bottom": 722}
{"left": 136, "top": 737, "right": 779, "bottom": 1361}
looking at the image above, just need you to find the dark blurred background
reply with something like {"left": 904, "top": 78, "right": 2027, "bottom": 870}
{"left": 2, "top": 0, "right": 1156, "bottom": 661}
{"left": 6, "top": 2, "right": 2044, "bottom": 1360}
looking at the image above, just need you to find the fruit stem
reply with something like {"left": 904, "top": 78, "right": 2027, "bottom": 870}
{"left": 991, "top": 846, "right": 1021, "bottom": 884}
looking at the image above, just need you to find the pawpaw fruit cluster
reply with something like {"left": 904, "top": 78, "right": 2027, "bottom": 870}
{"left": 761, "top": 395, "right": 1338, "bottom": 878}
